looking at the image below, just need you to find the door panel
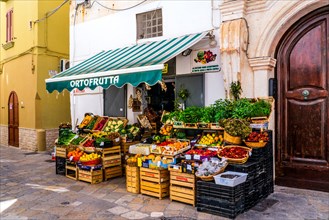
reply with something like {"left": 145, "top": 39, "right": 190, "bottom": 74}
{"left": 276, "top": 6, "right": 329, "bottom": 192}
{"left": 8, "top": 91, "right": 19, "bottom": 147}
{"left": 104, "top": 86, "right": 126, "bottom": 117}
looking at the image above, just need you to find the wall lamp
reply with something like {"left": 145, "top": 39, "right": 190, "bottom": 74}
{"left": 207, "top": 31, "right": 217, "bottom": 47}
{"left": 182, "top": 48, "right": 192, "bottom": 56}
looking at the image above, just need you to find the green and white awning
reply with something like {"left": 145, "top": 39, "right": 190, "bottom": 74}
{"left": 46, "top": 31, "right": 208, "bottom": 93}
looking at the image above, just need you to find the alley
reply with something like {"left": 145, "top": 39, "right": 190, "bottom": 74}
{"left": 0, "top": 145, "right": 328, "bottom": 220}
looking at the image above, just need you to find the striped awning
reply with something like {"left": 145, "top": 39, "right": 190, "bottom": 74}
{"left": 46, "top": 31, "right": 208, "bottom": 93}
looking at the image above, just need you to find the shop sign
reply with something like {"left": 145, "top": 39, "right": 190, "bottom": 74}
{"left": 69, "top": 76, "right": 119, "bottom": 89}
{"left": 162, "top": 64, "right": 168, "bottom": 74}
{"left": 191, "top": 47, "right": 220, "bottom": 73}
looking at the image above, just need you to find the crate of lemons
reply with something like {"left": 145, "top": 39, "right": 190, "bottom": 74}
{"left": 198, "top": 133, "right": 224, "bottom": 146}
{"left": 79, "top": 152, "right": 102, "bottom": 166}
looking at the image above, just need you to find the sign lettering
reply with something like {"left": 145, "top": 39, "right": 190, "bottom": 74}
{"left": 69, "top": 76, "right": 119, "bottom": 89}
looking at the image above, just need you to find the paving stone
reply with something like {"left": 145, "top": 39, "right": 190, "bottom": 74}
{"left": 151, "top": 212, "right": 164, "bottom": 217}
{"left": 198, "top": 212, "right": 215, "bottom": 220}
{"left": 107, "top": 206, "right": 130, "bottom": 215}
{"left": 121, "top": 210, "right": 149, "bottom": 219}
{"left": 68, "top": 185, "right": 84, "bottom": 192}
{"left": 166, "top": 202, "right": 186, "bottom": 211}
{"left": 127, "top": 203, "right": 143, "bottom": 211}
{"left": 1, "top": 145, "right": 329, "bottom": 220}
{"left": 163, "top": 210, "right": 182, "bottom": 217}
{"left": 0, "top": 215, "right": 28, "bottom": 220}
{"left": 140, "top": 204, "right": 166, "bottom": 213}
{"left": 115, "top": 194, "right": 136, "bottom": 206}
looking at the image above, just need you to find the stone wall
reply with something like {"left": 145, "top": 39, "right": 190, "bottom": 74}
{"left": 0, "top": 125, "right": 8, "bottom": 146}
{"left": 1, "top": 126, "right": 59, "bottom": 152}
{"left": 46, "top": 128, "right": 59, "bottom": 151}
{"left": 19, "top": 127, "right": 37, "bottom": 151}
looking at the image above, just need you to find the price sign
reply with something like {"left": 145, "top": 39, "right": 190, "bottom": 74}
{"left": 185, "top": 155, "right": 192, "bottom": 160}
{"left": 194, "top": 155, "right": 201, "bottom": 160}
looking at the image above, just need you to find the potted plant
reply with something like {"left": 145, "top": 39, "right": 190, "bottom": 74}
{"left": 219, "top": 118, "right": 251, "bottom": 145}
{"left": 178, "top": 85, "right": 190, "bottom": 109}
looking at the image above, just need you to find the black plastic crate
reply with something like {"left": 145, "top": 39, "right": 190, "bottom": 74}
{"left": 226, "top": 160, "right": 264, "bottom": 181}
{"left": 56, "top": 157, "right": 66, "bottom": 175}
{"left": 197, "top": 181, "right": 245, "bottom": 203}
{"left": 196, "top": 201, "right": 244, "bottom": 219}
{"left": 197, "top": 196, "right": 244, "bottom": 209}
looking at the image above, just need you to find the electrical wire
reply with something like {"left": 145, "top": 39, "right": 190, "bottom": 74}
{"left": 91, "top": 0, "right": 148, "bottom": 11}
{"left": 34, "top": 0, "right": 69, "bottom": 23}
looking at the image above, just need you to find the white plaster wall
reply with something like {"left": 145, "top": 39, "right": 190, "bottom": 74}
{"left": 69, "top": 0, "right": 224, "bottom": 122}
{"left": 70, "top": 87, "right": 103, "bottom": 129}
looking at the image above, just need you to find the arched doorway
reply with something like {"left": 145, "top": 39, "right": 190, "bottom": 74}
{"left": 8, "top": 91, "right": 19, "bottom": 147}
{"left": 275, "top": 6, "right": 329, "bottom": 192}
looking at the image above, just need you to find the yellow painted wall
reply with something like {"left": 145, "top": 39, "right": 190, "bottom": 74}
{"left": 36, "top": 54, "right": 70, "bottom": 129}
{"left": 0, "top": 1, "right": 38, "bottom": 60}
{"left": 0, "top": 0, "right": 70, "bottom": 131}
{"left": 0, "top": 54, "right": 37, "bottom": 128}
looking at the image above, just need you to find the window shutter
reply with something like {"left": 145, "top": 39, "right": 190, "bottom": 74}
{"left": 6, "top": 9, "right": 13, "bottom": 42}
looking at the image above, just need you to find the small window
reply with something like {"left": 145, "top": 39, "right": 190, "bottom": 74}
{"left": 6, "top": 9, "right": 14, "bottom": 42}
{"left": 136, "top": 9, "right": 163, "bottom": 40}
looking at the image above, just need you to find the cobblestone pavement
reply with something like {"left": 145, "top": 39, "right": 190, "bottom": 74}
{"left": 0, "top": 145, "right": 328, "bottom": 220}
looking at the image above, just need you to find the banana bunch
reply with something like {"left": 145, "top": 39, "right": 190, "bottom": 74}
{"left": 79, "top": 115, "right": 92, "bottom": 129}
{"left": 92, "top": 131, "right": 108, "bottom": 138}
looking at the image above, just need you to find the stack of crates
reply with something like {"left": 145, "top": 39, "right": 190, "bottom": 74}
{"left": 226, "top": 130, "right": 274, "bottom": 211}
{"left": 101, "top": 146, "right": 122, "bottom": 180}
{"left": 126, "top": 165, "right": 140, "bottom": 194}
{"left": 140, "top": 167, "right": 169, "bottom": 199}
{"left": 170, "top": 170, "right": 196, "bottom": 206}
{"left": 196, "top": 181, "right": 245, "bottom": 219}
{"left": 55, "top": 146, "right": 66, "bottom": 175}
{"left": 78, "top": 166, "right": 103, "bottom": 184}
{"left": 196, "top": 130, "right": 274, "bottom": 218}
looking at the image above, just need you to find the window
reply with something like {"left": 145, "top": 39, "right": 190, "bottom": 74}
{"left": 6, "top": 9, "right": 13, "bottom": 42}
{"left": 136, "top": 9, "right": 162, "bottom": 40}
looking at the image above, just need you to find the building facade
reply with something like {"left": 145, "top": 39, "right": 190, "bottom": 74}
{"left": 219, "top": 0, "right": 328, "bottom": 192}
{"left": 49, "top": 0, "right": 328, "bottom": 191}
{"left": 0, "top": 0, "right": 71, "bottom": 151}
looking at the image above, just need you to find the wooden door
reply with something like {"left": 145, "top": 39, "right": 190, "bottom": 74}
{"left": 275, "top": 6, "right": 329, "bottom": 192}
{"left": 8, "top": 91, "right": 19, "bottom": 147}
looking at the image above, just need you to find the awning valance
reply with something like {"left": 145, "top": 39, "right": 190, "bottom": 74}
{"left": 46, "top": 31, "right": 208, "bottom": 93}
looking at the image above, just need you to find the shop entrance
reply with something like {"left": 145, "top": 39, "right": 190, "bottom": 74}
{"left": 275, "top": 6, "right": 329, "bottom": 192}
{"left": 147, "top": 80, "right": 175, "bottom": 112}
{"left": 8, "top": 91, "right": 19, "bottom": 147}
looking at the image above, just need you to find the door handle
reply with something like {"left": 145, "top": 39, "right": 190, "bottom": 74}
{"left": 302, "top": 90, "right": 310, "bottom": 99}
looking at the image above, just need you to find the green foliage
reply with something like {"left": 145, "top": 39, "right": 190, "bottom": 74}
{"left": 230, "top": 81, "right": 242, "bottom": 100}
{"left": 248, "top": 100, "right": 272, "bottom": 117}
{"left": 177, "top": 106, "right": 202, "bottom": 123}
{"left": 219, "top": 118, "right": 251, "bottom": 138}
{"left": 163, "top": 98, "right": 272, "bottom": 124}
{"left": 178, "top": 85, "right": 190, "bottom": 101}
{"left": 200, "top": 106, "right": 216, "bottom": 123}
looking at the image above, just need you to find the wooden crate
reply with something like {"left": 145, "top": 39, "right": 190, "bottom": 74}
{"left": 140, "top": 167, "right": 169, "bottom": 183}
{"left": 103, "top": 165, "right": 122, "bottom": 181}
{"left": 101, "top": 146, "right": 121, "bottom": 168}
{"left": 121, "top": 141, "right": 140, "bottom": 155}
{"left": 66, "top": 163, "right": 78, "bottom": 180}
{"left": 100, "top": 146, "right": 121, "bottom": 155}
{"left": 126, "top": 166, "right": 140, "bottom": 194}
{"left": 103, "top": 154, "right": 122, "bottom": 168}
{"left": 78, "top": 168, "right": 103, "bottom": 184}
{"left": 140, "top": 180, "right": 169, "bottom": 199}
{"left": 140, "top": 167, "right": 169, "bottom": 199}
{"left": 56, "top": 146, "right": 67, "bottom": 158}
{"left": 170, "top": 170, "right": 195, "bottom": 206}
